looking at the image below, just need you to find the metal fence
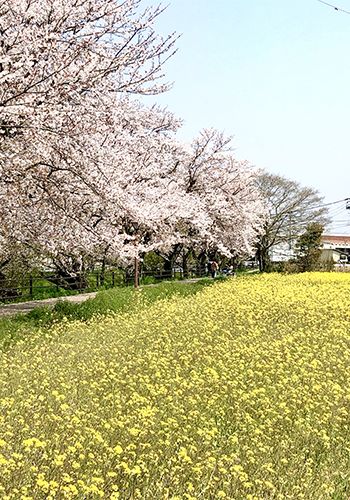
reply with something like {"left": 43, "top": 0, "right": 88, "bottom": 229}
{"left": 124, "top": 266, "right": 208, "bottom": 286}
{"left": 0, "top": 266, "right": 209, "bottom": 304}
{"left": 0, "top": 269, "right": 120, "bottom": 304}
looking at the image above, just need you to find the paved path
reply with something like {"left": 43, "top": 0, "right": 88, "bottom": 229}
{"left": 0, "top": 291, "right": 99, "bottom": 317}
{"left": 0, "top": 278, "right": 205, "bottom": 317}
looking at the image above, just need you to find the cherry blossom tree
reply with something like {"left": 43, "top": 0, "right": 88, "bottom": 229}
{"left": 0, "top": 0, "right": 180, "bottom": 284}
{"left": 157, "top": 129, "right": 265, "bottom": 275}
{"left": 0, "top": 0, "right": 178, "bottom": 177}
{"left": 0, "top": 96, "right": 200, "bottom": 286}
{"left": 0, "top": 1, "right": 265, "bottom": 288}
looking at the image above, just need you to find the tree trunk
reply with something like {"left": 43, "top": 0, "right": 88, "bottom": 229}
{"left": 182, "top": 250, "right": 191, "bottom": 279}
{"left": 256, "top": 246, "right": 271, "bottom": 272}
{"left": 0, "top": 267, "right": 21, "bottom": 300}
{"left": 49, "top": 256, "right": 89, "bottom": 290}
{"left": 134, "top": 257, "right": 139, "bottom": 288}
{"left": 163, "top": 257, "right": 173, "bottom": 278}
{"left": 159, "top": 243, "right": 183, "bottom": 278}
{"left": 197, "top": 251, "right": 208, "bottom": 276}
{"left": 100, "top": 256, "right": 106, "bottom": 287}
{"left": 230, "top": 255, "right": 239, "bottom": 271}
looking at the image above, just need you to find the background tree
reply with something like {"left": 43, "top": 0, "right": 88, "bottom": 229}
{"left": 294, "top": 222, "right": 324, "bottom": 272}
{"left": 255, "top": 172, "right": 329, "bottom": 272}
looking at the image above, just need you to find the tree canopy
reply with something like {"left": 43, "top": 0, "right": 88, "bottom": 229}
{"left": 0, "top": 0, "right": 265, "bottom": 282}
{"left": 255, "top": 172, "right": 329, "bottom": 272}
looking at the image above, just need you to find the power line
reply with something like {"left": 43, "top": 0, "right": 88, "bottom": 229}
{"left": 327, "top": 225, "right": 350, "bottom": 230}
{"left": 286, "top": 198, "right": 349, "bottom": 216}
{"left": 310, "top": 198, "right": 350, "bottom": 210}
{"left": 328, "top": 209, "right": 348, "bottom": 221}
{"left": 326, "top": 220, "right": 350, "bottom": 226}
{"left": 328, "top": 205, "right": 346, "bottom": 215}
{"left": 324, "top": 197, "right": 350, "bottom": 207}
{"left": 316, "top": 0, "right": 350, "bottom": 14}
{"left": 328, "top": 201, "right": 348, "bottom": 209}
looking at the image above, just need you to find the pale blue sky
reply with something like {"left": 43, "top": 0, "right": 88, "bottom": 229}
{"left": 144, "top": 0, "right": 350, "bottom": 233}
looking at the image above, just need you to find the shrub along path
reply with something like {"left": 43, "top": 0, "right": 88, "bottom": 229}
{"left": 0, "top": 279, "right": 203, "bottom": 317}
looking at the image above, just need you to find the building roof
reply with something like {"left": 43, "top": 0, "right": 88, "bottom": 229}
{"left": 322, "top": 235, "right": 350, "bottom": 245}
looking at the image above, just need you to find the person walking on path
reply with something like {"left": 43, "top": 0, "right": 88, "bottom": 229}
{"left": 210, "top": 260, "right": 219, "bottom": 279}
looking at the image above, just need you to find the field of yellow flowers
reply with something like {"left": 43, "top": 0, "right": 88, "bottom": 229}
{"left": 1, "top": 273, "right": 350, "bottom": 499}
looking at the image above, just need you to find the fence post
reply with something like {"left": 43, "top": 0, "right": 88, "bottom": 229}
{"left": 112, "top": 271, "right": 115, "bottom": 287}
{"left": 29, "top": 275, "right": 33, "bottom": 298}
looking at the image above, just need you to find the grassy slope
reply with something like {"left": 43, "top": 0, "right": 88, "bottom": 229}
{"left": 0, "top": 278, "right": 214, "bottom": 348}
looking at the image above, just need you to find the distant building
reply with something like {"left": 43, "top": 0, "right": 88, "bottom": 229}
{"left": 321, "top": 235, "right": 350, "bottom": 264}
{"left": 270, "top": 234, "right": 350, "bottom": 266}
